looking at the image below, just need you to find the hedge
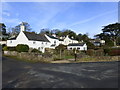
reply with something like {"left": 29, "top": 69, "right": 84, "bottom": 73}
{"left": 104, "top": 48, "right": 120, "bottom": 56}
{"left": 16, "top": 44, "right": 29, "bottom": 52}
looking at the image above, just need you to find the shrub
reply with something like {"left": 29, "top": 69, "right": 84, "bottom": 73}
{"left": 86, "top": 49, "right": 95, "bottom": 56}
{"left": 86, "top": 41, "right": 95, "bottom": 49}
{"left": 108, "top": 48, "right": 120, "bottom": 56}
{"left": 7, "top": 47, "right": 16, "bottom": 51}
{"left": 3, "top": 46, "right": 8, "bottom": 51}
{"left": 104, "top": 47, "right": 120, "bottom": 56}
{"left": 104, "top": 48, "right": 111, "bottom": 55}
{"left": 31, "top": 48, "right": 42, "bottom": 53}
{"left": 2, "top": 44, "right": 6, "bottom": 48}
{"left": 94, "top": 49, "right": 104, "bottom": 56}
{"left": 55, "top": 44, "right": 67, "bottom": 54}
{"left": 16, "top": 44, "right": 29, "bottom": 52}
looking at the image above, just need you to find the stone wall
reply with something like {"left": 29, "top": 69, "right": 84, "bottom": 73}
{"left": 3, "top": 51, "right": 52, "bottom": 62}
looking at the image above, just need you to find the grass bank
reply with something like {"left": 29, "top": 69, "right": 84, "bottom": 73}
{"left": 3, "top": 55, "right": 51, "bottom": 63}
{"left": 3, "top": 54, "right": 120, "bottom": 63}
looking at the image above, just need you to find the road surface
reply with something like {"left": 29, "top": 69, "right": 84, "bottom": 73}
{"left": 2, "top": 56, "right": 119, "bottom": 88}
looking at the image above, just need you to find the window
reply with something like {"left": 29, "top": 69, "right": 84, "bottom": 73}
{"left": 46, "top": 42, "right": 47, "bottom": 45}
{"left": 77, "top": 47, "right": 80, "bottom": 50}
{"left": 70, "top": 48, "right": 72, "bottom": 50}
{"left": 10, "top": 41, "right": 12, "bottom": 43}
{"left": 42, "top": 42, "right": 43, "bottom": 44}
{"left": 33, "top": 41, "right": 35, "bottom": 44}
{"left": 41, "top": 47, "right": 43, "bottom": 49}
{"left": 54, "top": 41, "right": 56, "bottom": 44}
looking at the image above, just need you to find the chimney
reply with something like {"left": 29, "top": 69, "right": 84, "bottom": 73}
{"left": 20, "top": 22, "right": 25, "bottom": 32}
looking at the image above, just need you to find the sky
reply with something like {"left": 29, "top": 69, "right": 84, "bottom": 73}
{"left": 1, "top": 2, "right": 118, "bottom": 38}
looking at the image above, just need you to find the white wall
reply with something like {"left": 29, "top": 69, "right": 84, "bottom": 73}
{"left": 45, "top": 34, "right": 59, "bottom": 48}
{"left": 67, "top": 44, "right": 87, "bottom": 51}
{"left": 0, "top": 41, "right": 7, "bottom": 45}
{"left": 64, "top": 35, "right": 78, "bottom": 45}
{"left": 59, "top": 41, "right": 64, "bottom": 45}
{"left": 7, "top": 32, "right": 51, "bottom": 53}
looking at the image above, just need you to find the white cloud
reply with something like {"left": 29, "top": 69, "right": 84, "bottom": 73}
{"left": 35, "top": 3, "right": 75, "bottom": 30}
{"left": 68, "top": 10, "right": 117, "bottom": 27}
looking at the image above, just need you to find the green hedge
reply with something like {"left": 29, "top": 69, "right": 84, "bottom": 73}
{"left": 104, "top": 48, "right": 120, "bottom": 56}
{"left": 3, "top": 46, "right": 16, "bottom": 51}
{"left": 16, "top": 44, "right": 29, "bottom": 52}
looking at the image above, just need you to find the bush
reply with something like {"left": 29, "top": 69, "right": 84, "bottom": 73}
{"left": 3, "top": 46, "right": 8, "bottom": 51}
{"left": 31, "top": 48, "right": 42, "bottom": 53}
{"left": 94, "top": 49, "right": 104, "bottom": 56}
{"left": 7, "top": 47, "right": 16, "bottom": 51}
{"left": 2, "top": 46, "right": 16, "bottom": 51}
{"left": 86, "top": 42, "right": 95, "bottom": 49}
{"left": 2, "top": 44, "right": 6, "bottom": 48}
{"left": 104, "top": 48, "right": 111, "bottom": 55}
{"left": 16, "top": 44, "right": 29, "bottom": 52}
{"left": 86, "top": 49, "right": 95, "bottom": 56}
{"left": 42, "top": 52, "right": 52, "bottom": 58}
{"left": 55, "top": 44, "right": 67, "bottom": 54}
{"left": 104, "top": 47, "right": 120, "bottom": 56}
{"left": 108, "top": 48, "right": 120, "bottom": 56}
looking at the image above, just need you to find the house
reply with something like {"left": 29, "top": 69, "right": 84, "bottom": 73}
{"left": 67, "top": 43, "right": 87, "bottom": 51}
{"left": 45, "top": 34, "right": 59, "bottom": 49}
{"left": 90, "top": 39, "right": 105, "bottom": 46}
{"left": 7, "top": 22, "right": 88, "bottom": 53}
{"left": 0, "top": 41, "right": 7, "bottom": 45}
{"left": 59, "top": 39, "right": 64, "bottom": 45}
{"left": 7, "top": 22, "right": 51, "bottom": 53}
{"left": 63, "top": 35, "right": 78, "bottom": 45}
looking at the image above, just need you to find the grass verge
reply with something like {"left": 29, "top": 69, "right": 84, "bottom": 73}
{"left": 3, "top": 55, "right": 51, "bottom": 63}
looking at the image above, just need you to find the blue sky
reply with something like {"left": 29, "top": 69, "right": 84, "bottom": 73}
{"left": 1, "top": 2, "right": 118, "bottom": 38}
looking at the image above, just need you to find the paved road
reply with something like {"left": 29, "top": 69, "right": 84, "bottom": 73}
{"left": 2, "top": 56, "right": 119, "bottom": 88}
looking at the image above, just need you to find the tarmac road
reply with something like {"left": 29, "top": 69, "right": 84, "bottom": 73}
{"left": 2, "top": 56, "right": 119, "bottom": 88}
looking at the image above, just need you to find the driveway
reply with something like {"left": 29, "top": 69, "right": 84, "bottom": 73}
{"left": 2, "top": 56, "right": 119, "bottom": 88}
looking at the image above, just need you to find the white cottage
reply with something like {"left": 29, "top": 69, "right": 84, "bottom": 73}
{"left": 67, "top": 43, "right": 87, "bottom": 51}
{"left": 45, "top": 34, "right": 59, "bottom": 49}
{"left": 63, "top": 35, "right": 78, "bottom": 45}
{"left": 7, "top": 23, "right": 51, "bottom": 53}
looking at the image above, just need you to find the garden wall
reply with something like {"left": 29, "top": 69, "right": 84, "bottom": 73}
{"left": 3, "top": 51, "right": 53, "bottom": 62}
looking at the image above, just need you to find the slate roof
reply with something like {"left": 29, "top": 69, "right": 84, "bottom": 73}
{"left": 23, "top": 32, "right": 50, "bottom": 42}
{"left": 8, "top": 36, "right": 17, "bottom": 40}
{"left": 68, "top": 43, "right": 85, "bottom": 46}
{"left": 46, "top": 34, "right": 58, "bottom": 39}
{"left": 59, "top": 39, "right": 64, "bottom": 41}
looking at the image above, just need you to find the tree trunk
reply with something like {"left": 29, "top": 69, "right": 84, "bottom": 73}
{"left": 113, "top": 40, "right": 117, "bottom": 46}
{"left": 60, "top": 49, "right": 61, "bottom": 59}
